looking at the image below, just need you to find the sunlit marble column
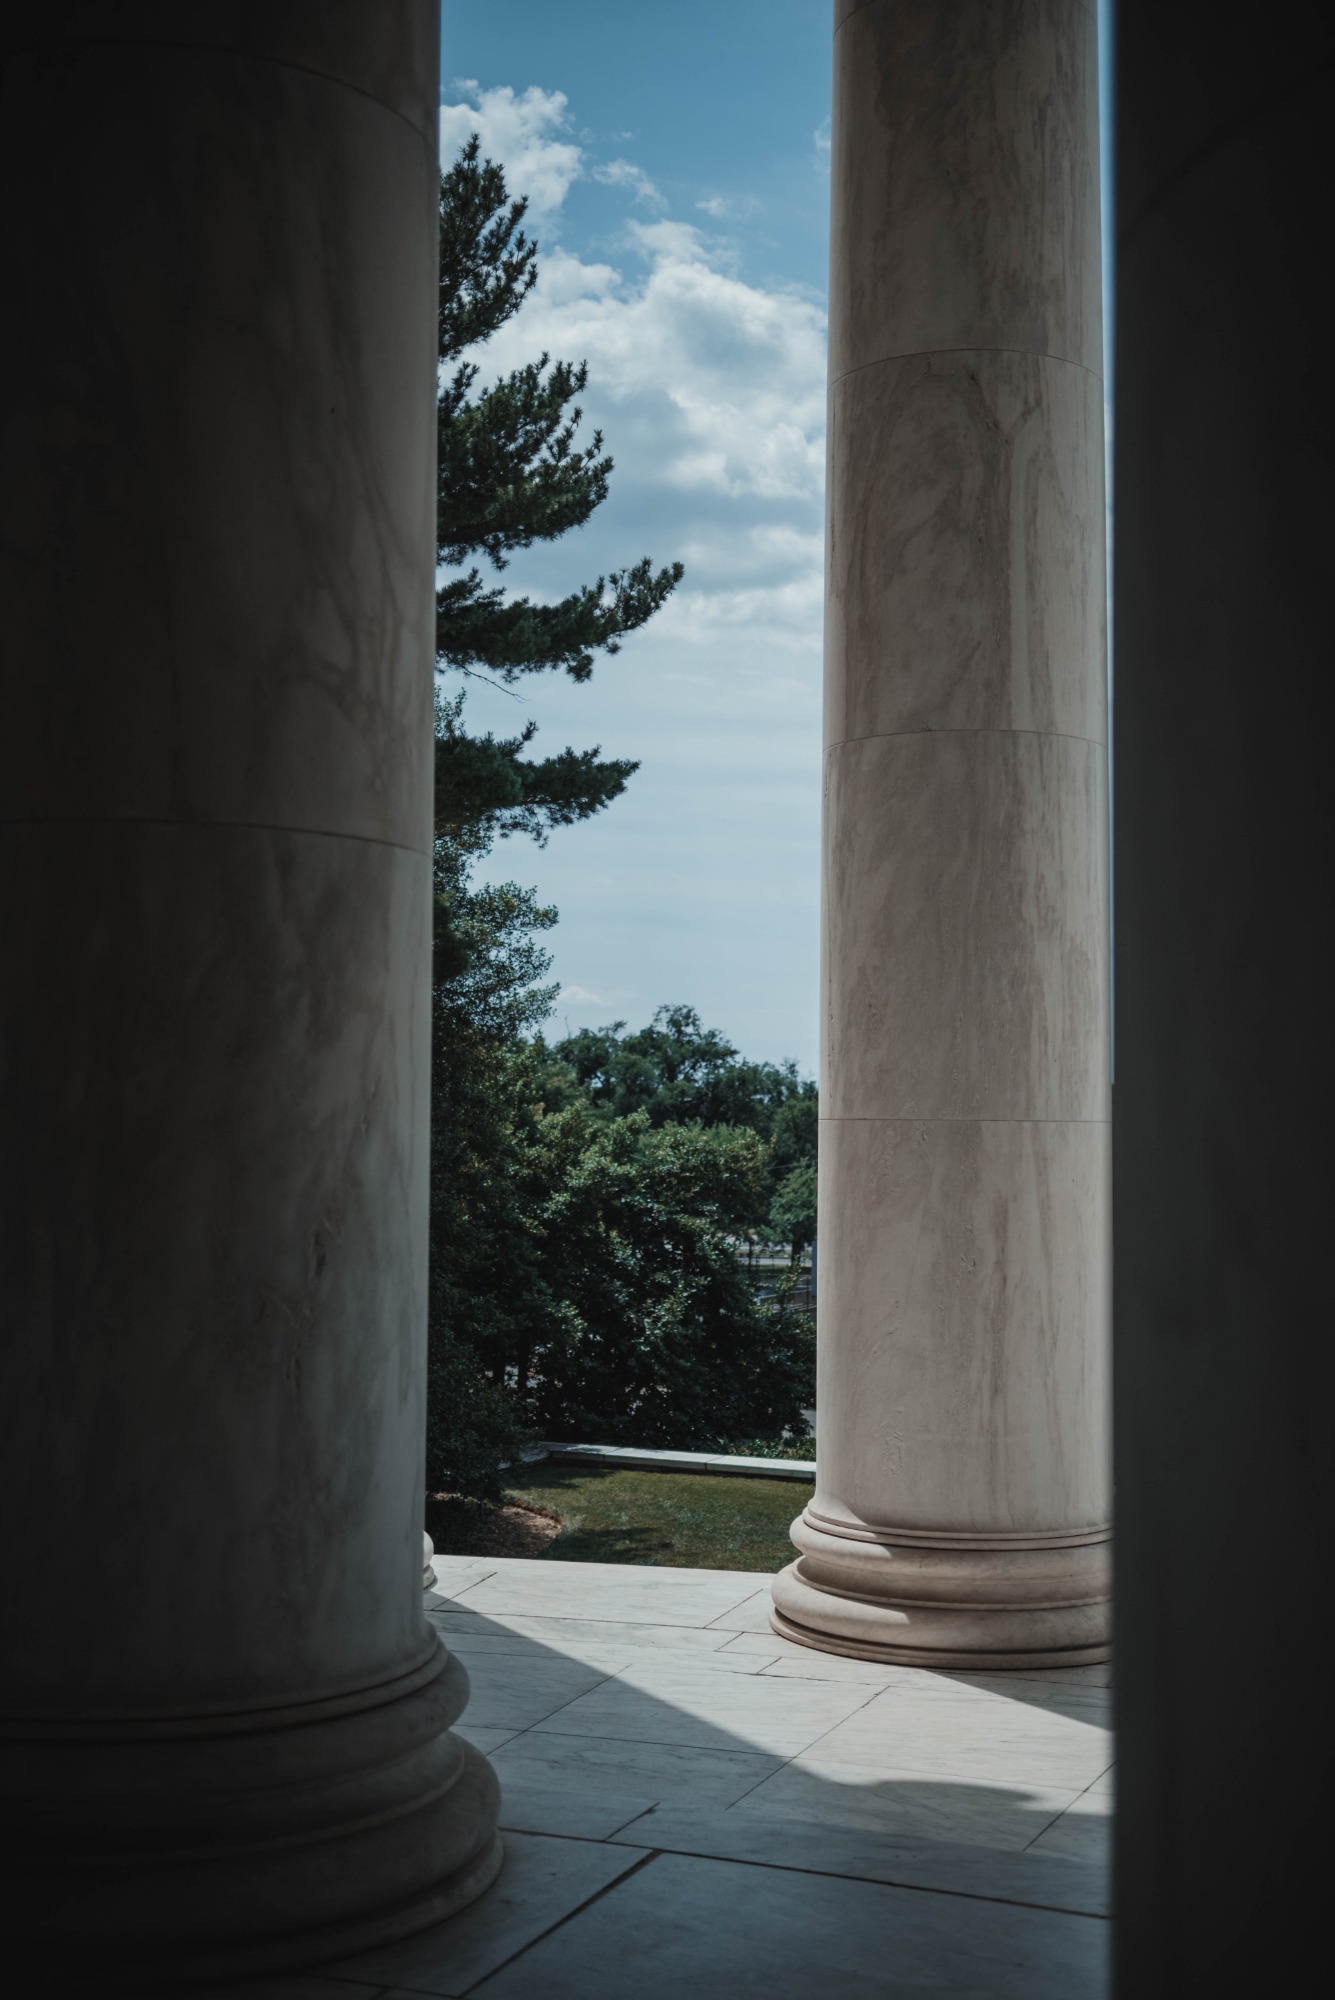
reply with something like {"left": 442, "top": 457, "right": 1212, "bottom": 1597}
{"left": 0, "top": 4, "right": 500, "bottom": 1976}
{"left": 773, "top": 0, "right": 1110, "bottom": 1666}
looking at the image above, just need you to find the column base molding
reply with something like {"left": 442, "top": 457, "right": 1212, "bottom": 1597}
{"left": 770, "top": 1509, "right": 1111, "bottom": 1669}
{"left": 0, "top": 1635, "right": 502, "bottom": 1984}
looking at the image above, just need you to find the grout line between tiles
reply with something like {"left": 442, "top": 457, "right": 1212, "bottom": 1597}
{"left": 762, "top": 1673, "right": 894, "bottom": 1753}
{"left": 522, "top": 1720, "right": 803, "bottom": 1762}
{"left": 435, "top": 1609, "right": 755, "bottom": 1640}
{"left": 602, "top": 1801, "right": 667, "bottom": 1840}
{"left": 705, "top": 1671, "right": 892, "bottom": 1808}
{"left": 458, "top": 1846, "right": 660, "bottom": 1996}
{"left": 488, "top": 1824, "right": 1108, "bottom": 1926}
{"left": 460, "top": 1726, "right": 524, "bottom": 1754}
{"left": 719, "top": 1747, "right": 805, "bottom": 1809}
{"left": 499, "top": 1665, "right": 626, "bottom": 1735}
{"left": 1020, "top": 1759, "right": 1116, "bottom": 1854}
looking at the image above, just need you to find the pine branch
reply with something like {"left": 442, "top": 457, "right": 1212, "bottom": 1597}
{"left": 434, "top": 700, "right": 639, "bottom": 844}
{"left": 438, "top": 356, "right": 613, "bottom": 566}
{"left": 438, "top": 559, "right": 684, "bottom": 682}
{"left": 439, "top": 135, "right": 537, "bottom": 361}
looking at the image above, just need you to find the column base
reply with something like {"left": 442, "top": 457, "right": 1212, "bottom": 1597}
{"left": 0, "top": 1635, "right": 503, "bottom": 1984}
{"left": 770, "top": 1508, "right": 1111, "bottom": 1669}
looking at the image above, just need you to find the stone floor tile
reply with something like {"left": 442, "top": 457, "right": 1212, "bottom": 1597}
{"left": 202, "top": 1977, "right": 388, "bottom": 1999}
{"left": 430, "top": 1556, "right": 499, "bottom": 1580}
{"left": 325, "top": 1831, "right": 647, "bottom": 1998}
{"left": 426, "top": 1560, "right": 498, "bottom": 1607}
{"left": 532, "top": 1659, "right": 876, "bottom": 1757}
{"left": 717, "top": 1628, "right": 809, "bottom": 1658}
{"left": 430, "top": 1628, "right": 630, "bottom": 1670}
{"left": 446, "top": 1650, "right": 616, "bottom": 1733}
{"left": 605, "top": 1803, "right": 1110, "bottom": 1915}
{"left": 450, "top": 1562, "right": 763, "bottom": 1628}
{"left": 1027, "top": 1805, "right": 1113, "bottom": 1865}
{"left": 703, "top": 1588, "right": 777, "bottom": 1632}
{"left": 497, "top": 1782, "right": 658, "bottom": 1841}
{"left": 429, "top": 1611, "right": 738, "bottom": 1656}
{"left": 450, "top": 1722, "right": 522, "bottom": 1756}
{"left": 800, "top": 1684, "right": 1112, "bottom": 1788}
{"left": 756, "top": 1649, "right": 943, "bottom": 1688}
{"left": 469, "top": 1850, "right": 1108, "bottom": 1999}
{"left": 928, "top": 1673, "right": 1113, "bottom": 1721}
{"left": 948, "top": 1663, "right": 1114, "bottom": 1690}
{"left": 615, "top": 1641, "right": 789, "bottom": 1677}
{"left": 731, "top": 1760, "right": 1088, "bottom": 1852}
{"left": 1024, "top": 1769, "right": 1114, "bottom": 1865}
{"left": 490, "top": 1727, "right": 785, "bottom": 1806}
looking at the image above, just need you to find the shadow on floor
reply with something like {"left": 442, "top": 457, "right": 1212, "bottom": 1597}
{"left": 194, "top": 1568, "right": 1112, "bottom": 1999}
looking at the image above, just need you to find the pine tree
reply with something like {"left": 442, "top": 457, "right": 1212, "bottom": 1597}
{"left": 434, "top": 137, "right": 683, "bottom": 841}
{"left": 427, "top": 139, "right": 684, "bottom": 1497}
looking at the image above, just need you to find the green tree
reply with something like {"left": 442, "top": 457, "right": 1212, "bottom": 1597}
{"left": 550, "top": 1004, "right": 818, "bottom": 1217}
{"left": 428, "top": 138, "right": 681, "bottom": 1494}
{"left": 426, "top": 142, "right": 817, "bottom": 1498}
{"left": 426, "top": 894, "right": 815, "bottom": 1482}
{"left": 425, "top": 845, "right": 559, "bottom": 1501}
{"left": 768, "top": 1160, "right": 818, "bottom": 1264}
{"left": 528, "top": 1109, "right": 813, "bottom": 1447}
{"left": 433, "top": 137, "right": 682, "bottom": 846}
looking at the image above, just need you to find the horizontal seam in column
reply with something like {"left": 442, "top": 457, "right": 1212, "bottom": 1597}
{"left": 832, "top": 0, "right": 882, "bottom": 31}
{"left": 3, "top": 35, "right": 433, "bottom": 148}
{"left": 827, "top": 728, "right": 1108, "bottom": 753}
{"left": 0, "top": 814, "right": 429, "bottom": 859}
{"left": 821, "top": 1116, "right": 1110, "bottom": 1128}
{"left": 832, "top": 346, "right": 1102, "bottom": 389}
{"left": 837, "top": 0, "right": 1095, "bottom": 33}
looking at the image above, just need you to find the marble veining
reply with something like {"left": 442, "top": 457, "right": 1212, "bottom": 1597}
{"left": 1, "top": 44, "right": 436, "bottom": 852}
{"left": 823, "top": 731, "right": 1110, "bottom": 1125}
{"left": 825, "top": 350, "right": 1107, "bottom": 746}
{"left": 784, "top": 0, "right": 1111, "bottom": 1664}
{"left": 829, "top": 0, "right": 1102, "bottom": 380}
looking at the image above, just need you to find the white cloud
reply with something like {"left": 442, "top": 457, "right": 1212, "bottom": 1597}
{"left": 557, "top": 984, "right": 636, "bottom": 1007}
{"left": 440, "top": 84, "right": 582, "bottom": 221}
{"left": 446, "top": 86, "right": 828, "bottom": 1066}
{"left": 439, "top": 91, "right": 827, "bottom": 659}
{"left": 696, "top": 193, "right": 760, "bottom": 222}
{"left": 482, "top": 222, "right": 826, "bottom": 509}
{"left": 592, "top": 158, "right": 667, "bottom": 211}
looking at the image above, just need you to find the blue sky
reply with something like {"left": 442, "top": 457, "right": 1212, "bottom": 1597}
{"left": 439, "top": 2, "right": 832, "bottom": 1073}
{"left": 437, "top": 4, "right": 1113, "bottom": 1077}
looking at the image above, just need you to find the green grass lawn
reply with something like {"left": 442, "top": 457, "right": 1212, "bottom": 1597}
{"left": 501, "top": 1461, "right": 811, "bottom": 1571}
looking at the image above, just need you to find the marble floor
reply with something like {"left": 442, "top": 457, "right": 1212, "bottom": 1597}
{"left": 217, "top": 1557, "right": 1113, "bottom": 1999}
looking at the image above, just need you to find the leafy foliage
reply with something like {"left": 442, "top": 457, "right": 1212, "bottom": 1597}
{"left": 527, "top": 1109, "right": 813, "bottom": 1447}
{"left": 550, "top": 1005, "right": 818, "bottom": 1224}
{"left": 768, "top": 1160, "right": 819, "bottom": 1262}
{"left": 427, "top": 855, "right": 816, "bottom": 1487}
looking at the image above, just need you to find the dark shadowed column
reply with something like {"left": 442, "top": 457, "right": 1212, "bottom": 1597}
{"left": 1113, "top": 5, "right": 1335, "bottom": 1990}
{"left": 0, "top": 3, "right": 501, "bottom": 1976}
{"left": 773, "top": 0, "right": 1111, "bottom": 1665}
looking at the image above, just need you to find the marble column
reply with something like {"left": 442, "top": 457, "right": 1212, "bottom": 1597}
{"left": 772, "top": 0, "right": 1110, "bottom": 1666}
{"left": 1112, "top": 6, "right": 1334, "bottom": 1988}
{"left": 0, "top": 5, "right": 500, "bottom": 1977}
